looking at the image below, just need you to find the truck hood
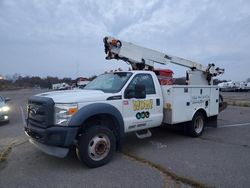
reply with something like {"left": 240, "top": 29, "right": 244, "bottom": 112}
{"left": 36, "top": 89, "right": 112, "bottom": 103}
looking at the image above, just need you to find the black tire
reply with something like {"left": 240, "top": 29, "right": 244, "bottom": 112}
{"left": 187, "top": 112, "right": 205, "bottom": 137}
{"left": 76, "top": 125, "right": 116, "bottom": 168}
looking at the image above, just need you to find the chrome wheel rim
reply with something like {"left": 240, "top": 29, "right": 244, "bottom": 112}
{"left": 88, "top": 134, "right": 110, "bottom": 161}
{"left": 194, "top": 116, "right": 203, "bottom": 134}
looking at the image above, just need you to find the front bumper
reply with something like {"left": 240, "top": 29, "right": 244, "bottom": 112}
{"left": 28, "top": 138, "right": 69, "bottom": 158}
{"left": 25, "top": 124, "right": 79, "bottom": 157}
{"left": 26, "top": 96, "right": 80, "bottom": 158}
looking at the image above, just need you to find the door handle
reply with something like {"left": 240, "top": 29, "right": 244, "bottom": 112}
{"left": 156, "top": 99, "right": 160, "bottom": 106}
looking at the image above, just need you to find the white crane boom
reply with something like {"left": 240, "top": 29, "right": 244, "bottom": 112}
{"left": 103, "top": 36, "right": 224, "bottom": 85}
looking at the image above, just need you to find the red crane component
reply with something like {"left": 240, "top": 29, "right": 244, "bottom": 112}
{"left": 154, "top": 69, "right": 174, "bottom": 85}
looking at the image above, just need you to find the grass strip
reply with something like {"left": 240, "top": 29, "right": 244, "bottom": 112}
{"left": 122, "top": 150, "right": 211, "bottom": 188}
{"left": 0, "top": 145, "right": 13, "bottom": 163}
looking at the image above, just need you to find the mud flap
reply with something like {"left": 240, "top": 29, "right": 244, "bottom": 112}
{"left": 219, "top": 102, "right": 228, "bottom": 112}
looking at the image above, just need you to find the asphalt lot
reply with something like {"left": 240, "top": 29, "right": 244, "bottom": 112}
{"left": 0, "top": 89, "right": 250, "bottom": 188}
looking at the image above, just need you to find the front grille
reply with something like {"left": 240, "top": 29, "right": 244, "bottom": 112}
{"left": 27, "top": 96, "right": 54, "bottom": 128}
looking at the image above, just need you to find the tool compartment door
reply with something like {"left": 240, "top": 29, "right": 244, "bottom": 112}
{"left": 209, "top": 87, "right": 219, "bottom": 116}
{"left": 190, "top": 87, "right": 210, "bottom": 116}
{"left": 162, "top": 86, "right": 192, "bottom": 124}
{"left": 172, "top": 87, "right": 193, "bottom": 123}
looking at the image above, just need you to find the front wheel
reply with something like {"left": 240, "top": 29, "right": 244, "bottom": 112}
{"left": 76, "top": 125, "right": 116, "bottom": 168}
{"left": 187, "top": 112, "right": 205, "bottom": 137}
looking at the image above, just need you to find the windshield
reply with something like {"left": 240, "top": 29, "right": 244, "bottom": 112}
{"left": 84, "top": 72, "right": 132, "bottom": 93}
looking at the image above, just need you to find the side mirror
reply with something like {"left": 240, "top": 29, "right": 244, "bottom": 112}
{"left": 125, "top": 84, "right": 146, "bottom": 99}
{"left": 135, "top": 84, "right": 146, "bottom": 99}
{"left": 124, "top": 88, "right": 134, "bottom": 99}
{"left": 5, "top": 98, "right": 11, "bottom": 102}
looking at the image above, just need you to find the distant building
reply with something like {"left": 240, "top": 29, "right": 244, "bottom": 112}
{"left": 76, "top": 77, "right": 90, "bottom": 87}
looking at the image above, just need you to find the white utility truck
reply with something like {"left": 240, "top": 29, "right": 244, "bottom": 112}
{"left": 25, "top": 37, "right": 226, "bottom": 168}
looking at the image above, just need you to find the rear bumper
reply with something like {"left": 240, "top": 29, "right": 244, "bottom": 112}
{"left": 25, "top": 124, "right": 79, "bottom": 157}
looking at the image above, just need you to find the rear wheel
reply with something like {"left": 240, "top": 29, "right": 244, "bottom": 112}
{"left": 187, "top": 112, "right": 205, "bottom": 137}
{"left": 76, "top": 125, "right": 116, "bottom": 168}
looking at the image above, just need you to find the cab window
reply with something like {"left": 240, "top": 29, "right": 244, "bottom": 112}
{"left": 84, "top": 72, "right": 132, "bottom": 93}
{"left": 126, "top": 74, "right": 156, "bottom": 95}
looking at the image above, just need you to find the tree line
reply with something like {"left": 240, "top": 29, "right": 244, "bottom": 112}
{"left": 0, "top": 75, "right": 96, "bottom": 91}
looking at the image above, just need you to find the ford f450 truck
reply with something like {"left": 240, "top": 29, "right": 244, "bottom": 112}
{"left": 25, "top": 37, "right": 226, "bottom": 168}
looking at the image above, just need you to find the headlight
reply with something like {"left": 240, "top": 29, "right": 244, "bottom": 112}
{"left": 54, "top": 103, "right": 78, "bottom": 126}
{"left": 0, "top": 106, "right": 10, "bottom": 112}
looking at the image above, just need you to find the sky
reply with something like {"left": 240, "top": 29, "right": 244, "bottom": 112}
{"left": 0, "top": 0, "right": 250, "bottom": 81}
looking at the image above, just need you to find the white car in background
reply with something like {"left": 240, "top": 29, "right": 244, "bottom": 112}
{"left": 0, "top": 95, "right": 10, "bottom": 123}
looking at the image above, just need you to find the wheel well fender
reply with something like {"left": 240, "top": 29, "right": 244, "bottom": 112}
{"left": 192, "top": 108, "right": 207, "bottom": 120}
{"left": 69, "top": 103, "right": 124, "bottom": 147}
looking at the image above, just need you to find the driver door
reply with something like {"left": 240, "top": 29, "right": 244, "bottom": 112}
{"left": 122, "top": 73, "right": 162, "bottom": 133}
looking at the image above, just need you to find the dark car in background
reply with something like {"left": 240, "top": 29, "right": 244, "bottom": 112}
{"left": 0, "top": 95, "right": 10, "bottom": 123}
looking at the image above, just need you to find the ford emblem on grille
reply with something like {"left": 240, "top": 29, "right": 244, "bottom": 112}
{"left": 30, "top": 106, "right": 39, "bottom": 116}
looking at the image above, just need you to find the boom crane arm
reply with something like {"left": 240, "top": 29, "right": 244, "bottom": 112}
{"left": 103, "top": 36, "right": 224, "bottom": 85}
